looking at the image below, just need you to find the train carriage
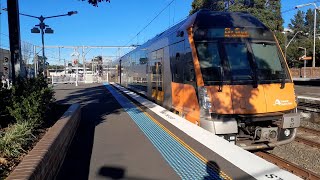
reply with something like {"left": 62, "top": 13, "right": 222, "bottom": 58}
{"left": 119, "top": 9, "right": 300, "bottom": 150}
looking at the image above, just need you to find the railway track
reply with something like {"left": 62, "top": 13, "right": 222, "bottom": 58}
{"left": 295, "top": 137, "right": 320, "bottom": 149}
{"left": 296, "top": 127, "right": 320, "bottom": 149}
{"left": 254, "top": 151, "right": 320, "bottom": 180}
{"left": 298, "top": 101, "right": 320, "bottom": 113}
{"left": 298, "top": 127, "right": 320, "bottom": 136}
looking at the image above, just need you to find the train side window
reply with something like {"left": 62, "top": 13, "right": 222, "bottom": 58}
{"left": 140, "top": 50, "right": 148, "bottom": 64}
{"left": 184, "top": 52, "right": 196, "bottom": 84}
{"left": 170, "top": 41, "right": 184, "bottom": 83}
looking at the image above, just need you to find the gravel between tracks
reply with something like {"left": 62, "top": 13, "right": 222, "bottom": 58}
{"left": 269, "top": 118, "right": 320, "bottom": 176}
{"left": 300, "top": 119, "right": 320, "bottom": 130}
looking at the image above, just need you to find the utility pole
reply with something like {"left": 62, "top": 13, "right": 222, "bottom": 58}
{"left": 6, "top": 0, "right": 25, "bottom": 83}
{"left": 296, "top": 3, "right": 318, "bottom": 67}
{"left": 33, "top": 46, "right": 37, "bottom": 78}
{"left": 82, "top": 46, "right": 86, "bottom": 82}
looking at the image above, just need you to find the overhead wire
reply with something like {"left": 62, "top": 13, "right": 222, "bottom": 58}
{"left": 282, "top": 0, "right": 320, "bottom": 14}
{"left": 124, "top": 0, "right": 176, "bottom": 46}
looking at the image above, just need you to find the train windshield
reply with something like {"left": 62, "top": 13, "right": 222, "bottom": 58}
{"left": 194, "top": 28, "right": 289, "bottom": 85}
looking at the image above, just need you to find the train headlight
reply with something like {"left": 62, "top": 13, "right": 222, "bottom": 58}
{"left": 284, "top": 129, "right": 291, "bottom": 137}
{"left": 198, "top": 87, "right": 212, "bottom": 110}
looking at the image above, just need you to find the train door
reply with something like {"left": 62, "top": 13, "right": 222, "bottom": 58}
{"left": 149, "top": 49, "right": 164, "bottom": 103}
{"left": 170, "top": 41, "right": 185, "bottom": 114}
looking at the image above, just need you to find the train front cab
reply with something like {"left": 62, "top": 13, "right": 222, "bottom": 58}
{"left": 175, "top": 12, "right": 301, "bottom": 150}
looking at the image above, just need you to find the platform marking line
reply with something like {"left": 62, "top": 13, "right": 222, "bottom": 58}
{"left": 297, "top": 95, "right": 320, "bottom": 101}
{"left": 104, "top": 83, "right": 228, "bottom": 180}
{"left": 142, "top": 109, "right": 232, "bottom": 180}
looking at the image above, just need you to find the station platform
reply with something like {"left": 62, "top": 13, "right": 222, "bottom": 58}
{"left": 293, "top": 78, "right": 320, "bottom": 86}
{"left": 295, "top": 85, "right": 320, "bottom": 102}
{"left": 54, "top": 83, "right": 300, "bottom": 180}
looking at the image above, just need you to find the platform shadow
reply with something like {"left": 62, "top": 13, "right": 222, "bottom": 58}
{"left": 55, "top": 84, "right": 123, "bottom": 180}
{"left": 98, "top": 166, "right": 158, "bottom": 180}
{"left": 204, "top": 161, "right": 221, "bottom": 180}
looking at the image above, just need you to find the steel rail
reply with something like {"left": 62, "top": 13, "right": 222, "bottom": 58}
{"left": 296, "top": 127, "right": 320, "bottom": 148}
{"left": 299, "top": 127, "right": 320, "bottom": 136}
{"left": 295, "top": 136, "right": 320, "bottom": 149}
{"left": 254, "top": 151, "right": 320, "bottom": 180}
{"left": 298, "top": 102, "right": 320, "bottom": 113}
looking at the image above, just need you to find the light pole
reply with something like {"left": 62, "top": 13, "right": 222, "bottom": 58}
{"left": 295, "top": 3, "right": 318, "bottom": 67}
{"left": 18, "top": 11, "right": 78, "bottom": 76}
{"left": 298, "top": 47, "right": 307, "bottom": 78}
{"left": 71, "top": 50, "right": 80, "bottom": 86}
{"left": 285, "top": 31, "right": 303, "bottom": 61}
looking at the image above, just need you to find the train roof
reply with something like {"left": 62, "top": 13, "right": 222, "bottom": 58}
{"left": 124, "top": 9, "right": 269, "bottom": 57}
{"left": 192, "top": 9, "right": 268, "bottom": 29}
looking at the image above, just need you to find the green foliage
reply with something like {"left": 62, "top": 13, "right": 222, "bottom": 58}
{"left": 0, "top": 89, "right": 13, "bottom": 126}
{"left": 6, "top": 75, "right": 55, "bottom": 126}
{"left": 286, "top": 8, "right": 320, "bottom": 67}
{"left": 190, "top": 0, "right": 224, "bottom": 14}
{"left": 289, "top": 10, "right": 305, "bottom": 33}
{"left": 0, "top": 76, "right": 55, "bottom": 178}
{"left": 83, "top": 0, "right": 110, "bottom": 7}
{"left": 274, "top": 31, "right": 285, "bottom": 52}
{"left": 0, "top": 121, "right": 35, "bottom": 158}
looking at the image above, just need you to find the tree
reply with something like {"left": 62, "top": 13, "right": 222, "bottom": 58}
{"left": 190, "top": 0, "right": 224, "bottom": 14}
{"left": 286, "top": 9, "right": 320, "bottom": 67}
{"left": 288, "top": 10, "right": 305, "bottom": 33}
{"left": 83, "top": 0, "right": 110, "bottom": 7}
{"left": 304, "top": 8, "right": 320, "bottom": 37}
{"left": 305, "top": 9, "right": 314, "bottom": 38}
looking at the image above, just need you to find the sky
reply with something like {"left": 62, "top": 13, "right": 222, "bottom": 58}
{"left": 0, "top": 0, "right": 319, "bottom": 65}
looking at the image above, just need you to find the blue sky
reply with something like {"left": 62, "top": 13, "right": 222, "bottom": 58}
{"left": 0, "top": 0, "right": 318, "bottom": 65}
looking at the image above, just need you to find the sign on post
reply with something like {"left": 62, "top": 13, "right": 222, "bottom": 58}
{"left": 3, "top": 56, "right": 9, "bottom": 78}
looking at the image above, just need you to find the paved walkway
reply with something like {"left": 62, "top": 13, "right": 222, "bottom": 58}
{"left": 295, "top": 85, "right": 320, "bottom": 99}
{"left": 54, "top": 84, "right": 179, "bottom": 180}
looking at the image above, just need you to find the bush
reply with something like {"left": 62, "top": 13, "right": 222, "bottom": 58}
{"left": 0, "top": 89, "right": 13, "bottom": 128}
{"left": 0, "top": 121, "right": 35, "bottom": 158}
{"left": 7, "top": 75, "right": 55, "bottom": 126}
{"left": 0, "top": 75, "right": 55, "bottom": 178}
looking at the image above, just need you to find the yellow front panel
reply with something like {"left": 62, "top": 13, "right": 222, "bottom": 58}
{"left": 207, "top": 86, "right": 234, "bottom": 114}
{"left": 264, "top": 83, "right": 297, "bottom": 112}
{"left": 232, "top": 85, "right": 267, "bottom": 114}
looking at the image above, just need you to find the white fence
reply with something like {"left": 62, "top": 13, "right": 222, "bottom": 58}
{"left": 51, "top": 74, "right": 100, "bottom": 84}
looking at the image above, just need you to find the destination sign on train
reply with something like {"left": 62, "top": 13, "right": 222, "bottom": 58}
{"left": 224, "top": 28, "right": 249, "bottom": 38}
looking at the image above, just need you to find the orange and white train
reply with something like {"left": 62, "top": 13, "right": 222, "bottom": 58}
{"left": 119, "top": 9, "right": 300, "bottom": 150}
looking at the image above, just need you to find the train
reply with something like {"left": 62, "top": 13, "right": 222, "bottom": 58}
{"left": 118, "top": 9, "right": 300, "bottom": 150}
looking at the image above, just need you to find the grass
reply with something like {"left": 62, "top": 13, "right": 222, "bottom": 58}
{"left": 0, "top": 121, "right": 36, "bottom": 158}
{"left": 0, "top": 103, "right": 69, "bottom": 179}
{"left": 0, "top": 121, "right": 36, "bottom": 179}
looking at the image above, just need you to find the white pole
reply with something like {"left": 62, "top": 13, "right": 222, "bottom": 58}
{"left": 313, "top": 8, "right": 317, "bottom": 67}
{"left": 34, "top": 46, "right": 37, "bottom": 78}
{"left": 76, "top": 54, "right": 79, "bottom": 86}
{"left": 82, "top": 45, "right": 86, "bottom": 82}
{"left": 304, "top": 48, "right": 307, "bottom": 78}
